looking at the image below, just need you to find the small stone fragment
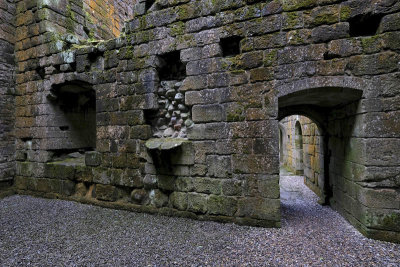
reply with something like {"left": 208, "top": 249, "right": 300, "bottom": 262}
{"left": 163, "top": 128, "right": 174, "bottom": 137}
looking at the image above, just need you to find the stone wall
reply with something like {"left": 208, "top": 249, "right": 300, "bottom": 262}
{"left": 83, "top": 0, "right": 135, "bottom": 39}
{"left": 16, "top": 0, "right": 134, "bottom": 42}
{"left": 0, "top": 0, "right": 16, "bottom": 191}
{"left": 11, "top": 0, "right": 400, "bottom": 243}
{"left": 280, "top": 115, "right": 324, "bottom": 199}
{"left": 327, "top": 97, "right": 400, "bottom": 242}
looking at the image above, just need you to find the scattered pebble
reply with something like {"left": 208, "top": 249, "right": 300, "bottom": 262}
{"left": 0, "top": 174, "right": 399, "bottom": 266}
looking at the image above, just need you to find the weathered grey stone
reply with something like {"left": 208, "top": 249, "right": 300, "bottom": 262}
{"left": 192, "top": 178, "right": 221, "bottom": 195}
{"left": 145, "top": 138, "right": 188, "bottom": 151}
{"left": 131, "top": 189, "right": 148, "bottom": 204}
{"left": 237, "top": 198, "right": 280, "bottom": 220}
{"left": 170, "top": 192, "right": 188, "bottom": 210}
{"left": 311, "top": 23, "right": 350, "bottom": 43}
{"left": 206, "top": 155, "right": 232, "bottom": 178}
{"left": 85, "top": 151, "right": 102, "bottom": 167}
{"left": 192, "top": 104, "right": 226, "bottom": 123}
{"left": 143, "top": 175, "right": 158, "bottom": 189}
{"left": 222, "top": 180, "right": 243, "bottom": 196}
{"left": 208, "top": 195, "right": 237, "bottom": 216}
{"left": 150, "top": 189, "right": 169, "bottom": 208}
{"left": 187, "top": 193, "right": 208, "bottom": 214}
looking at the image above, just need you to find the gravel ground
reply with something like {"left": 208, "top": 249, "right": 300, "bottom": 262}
{"left": 1, "top": 174, "right": 399, "bottom": 266}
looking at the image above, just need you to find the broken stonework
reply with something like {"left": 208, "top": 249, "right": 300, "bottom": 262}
{"left": 147, "top": 81, "right": 193, "bottom": 138}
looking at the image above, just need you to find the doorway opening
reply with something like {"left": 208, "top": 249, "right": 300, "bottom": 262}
{"left": 278, "top": 86, "right": 363, "bottom": 205}
{"left": 279, "top": 115, "right": 324, "bottom": 205}
{"left": 294, "top": 121, "right": 304, "bottom": 175}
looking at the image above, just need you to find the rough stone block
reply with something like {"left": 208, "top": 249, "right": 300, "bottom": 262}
{"left": 187, "top": 123, "right": 229, "bottom": 140}
{"left": 170, "top": 192, "right": 188, "bottom": 211}
{"left": 192, "top": 177, "right": 221, "bottom": 195}
{"left": 150, "top": 189, "right": 169, "bottom": 208}
{"left": 187, "top": 193, "right": 208, "bottom": 214}
{"left": 94, "top": 184, "right": 118, "bottom": 202}
{"left": 257, "top": 175, "right": 280, "bottom": 199}
{"left": 206, "top": 155, "right": 231, "bottom": 178}
{"left": 185, "top": 88, "right": 227, "bottom": 106}
{"left": 222, "top": 180, "right": 243, "bottom": 196}
{"left": 347, "top": 52, "right": 399, "bottom": 76}
{"left": 281, "top": 0, "right": 316, "bottom": 11}
{"left": 190, "top": 164, "right": 208, "bottom": 176}
{"left": 174, "top": 177, "right": 195, "bottom": 192}
{"left": 208, "top": 195, "right": 237, "bottom": 216}
{"left": 304, "top": 5, "right": 340, "bottom": 28}
{"left": 378, "top": 13, "right": 400, "bottom": 33}
{"left": 180, "top": 75, "right": 207, "bottom": 92}
{"left": 85, "top": 151, "right": 102, "bottom": 167}
{"left": 131, "top": 189, "right": 148, "bottom": 204}
{"left": 232, "top": 154, "right": 279, "bottom": 175}
{"left": 358, "top": 187, "right": 399, "bottom": 209}
{"left": 130, "top": 125, "right": 152, "bottom": 140}
{"left": 237, "top": 197, "right": 280, "bottom": 220}
{"left": 311, "top": 23, "right": 349, "bottom": 43}
{"left": 162, "top": 142, "right": 195, "bottom": 166}
{"left": 192, "top": 104, "right": 226, "bottom": 123}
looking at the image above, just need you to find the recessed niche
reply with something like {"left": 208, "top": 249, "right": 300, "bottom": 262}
{"left": 36, "top": 67, "right": 45, "bottom": 79}
{"left": 158, "top": 51, "right": 186, "bottom": 81}
{"left": 147, "top": 51, "right": 192, "bottom": 139}
{"left": 50, "top": 81, "right": 96, "bottom": 151}
{"left": 349, "top": 13, "right": 383, "bottom": 37}
{"left": 220, "top": 36, "right": 243, "bottom": 57}
{"left": 145, "top": 0, "right": 156, "bottom": 12}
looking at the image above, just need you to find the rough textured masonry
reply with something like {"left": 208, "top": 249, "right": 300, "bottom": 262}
{"left": 0, "top": 0, "right": 399, "bottom": 243}
{"left": 0, "top": 0, "right": 15, "bottom": 192}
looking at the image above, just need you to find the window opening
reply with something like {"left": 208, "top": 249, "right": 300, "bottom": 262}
{"left": 349, "top": 13, "right": 383, "bottom": 37}
{"left": 220, "top": 36, "right": 243, "bottom": 57}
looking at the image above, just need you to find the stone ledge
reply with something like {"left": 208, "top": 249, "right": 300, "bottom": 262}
{"left": 145, "top": 138, "right": 190, "bottom": 151}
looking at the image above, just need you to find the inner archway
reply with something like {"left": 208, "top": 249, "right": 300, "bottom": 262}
{"left": 278, "top": 85, "right": 363, "bottom": 218}
{"left": 294, "top": 121, "right": 303, "bottom": 175}
{"left": 279, "top": 115, "right": 324, "bottom": 205}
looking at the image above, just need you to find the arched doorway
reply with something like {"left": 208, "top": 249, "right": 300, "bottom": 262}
{"left": 278, "top": 86, "right": 363, "bottom": 206}
{"left": 279, "top": 115, "right": 325, "bottom": 205}
{"left": 294, "top": 121, "right": 303, "bottom": 175}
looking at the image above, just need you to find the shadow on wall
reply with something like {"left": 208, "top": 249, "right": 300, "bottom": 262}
{"left": 47, "top": 81, "right": 96, "bottom": 160}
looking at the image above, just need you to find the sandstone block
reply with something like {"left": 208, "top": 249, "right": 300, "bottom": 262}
{"left": 208, "top": 195, "right": 237, "bottom": 216}
{"left": 94, "top": 184, "right": 118, "bottom": 202}
{"left": 192, "top": 177, "right": 221, "bottom": 195}
{"left": 192, "top": 104, "right": 225, "bottom": 123}
{"left": 187, "top": 193, "right": 208, "bottom": 214}
{"left": 170, "top": 192, "right": 188, "bottom": 211}
{"left": 237, "top": 197, "right": 280, "bottom": 220}
{"left": 206, "top": 155, "right": 231, "bottom": 178}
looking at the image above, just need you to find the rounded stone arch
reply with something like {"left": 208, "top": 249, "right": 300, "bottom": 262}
{"left": 278, "top": 105, "right": 328, "bottom": 135}
{"left": 275, "top": 75, "right": 369, "bottom": 99}
{"left": 276, "top": 76, "right": 367, "bottom": 135}
{"left": 276, "top": 77, "right": 365, "bottom": 205}
{"left": 278, "top": 122, "right": 287, "bottom": 164}
{"left": 294, "top": 120, "right": 304, "bottom": 175}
